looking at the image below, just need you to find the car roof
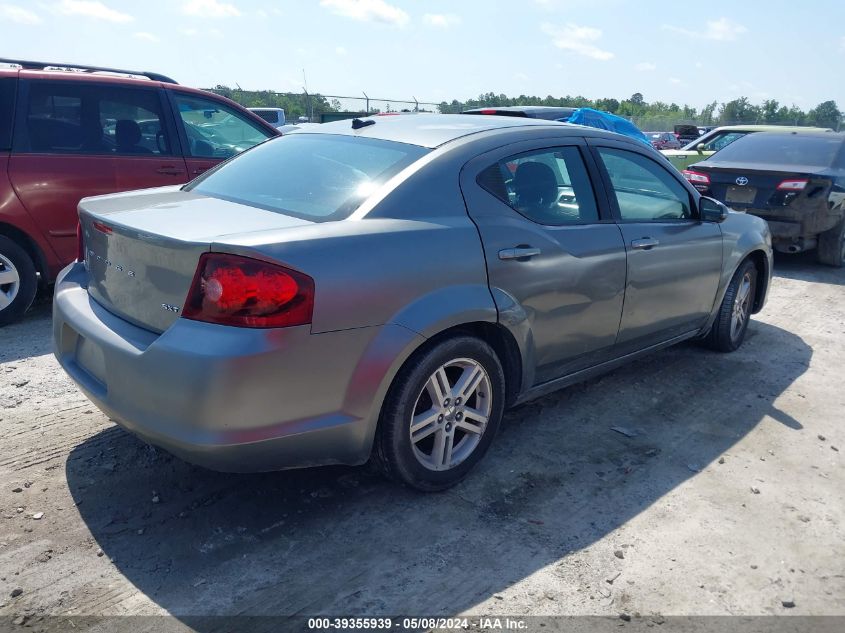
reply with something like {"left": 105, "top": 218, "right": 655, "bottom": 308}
{"left": 294, "top": 113, "right": 615, "bottom": 148}
{"left": 712, "top": 124, "right": 833, "bottom": 133}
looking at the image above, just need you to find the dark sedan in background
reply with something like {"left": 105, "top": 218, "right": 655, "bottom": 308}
{"left": 683, "top": 131, "right": 845, "bottom": 266}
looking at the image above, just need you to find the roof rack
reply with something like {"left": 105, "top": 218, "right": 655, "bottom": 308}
{"left": 0, "top": 58, "right": 178, "bottom": 84}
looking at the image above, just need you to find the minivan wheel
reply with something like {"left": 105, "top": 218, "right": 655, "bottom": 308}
{"left": 704, "top": 259, "right": 757, "bottom": 353}
{"left": 375, "top": 336, "right": 505, "bottom": 491}
{"left": 0, "top": 236, "right": 38, "bottom": 327}
{"left": 816, "top": 217, "right": 845, "bottom": 268}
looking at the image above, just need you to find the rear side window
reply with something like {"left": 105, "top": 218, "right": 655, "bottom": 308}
{"left": 21, "top": 82, "right": 172, "bottom": 155}
{"left": 187, "top": 134, "right": 429, "bottom": 221}
{"left": 0, "top": 77, "right": 15, "bottom": 151}
{"left": 477, "top": 146, "right": 599, "bottom": 225}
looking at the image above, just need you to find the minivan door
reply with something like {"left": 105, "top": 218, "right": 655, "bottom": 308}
{"left": 461, "top": 139, "right": 627, "bottom": 386}
{"left": 8, "top": 80, "right": 189, "bottom": 266}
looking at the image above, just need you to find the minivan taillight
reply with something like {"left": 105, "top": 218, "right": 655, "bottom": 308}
{"left": 182, "top": 253, "right": 314, "bottom": 328}
{"left": 76, "top": 222, "right": 84, "bottom": 262}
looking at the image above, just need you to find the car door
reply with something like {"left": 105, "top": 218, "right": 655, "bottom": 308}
{"left": 100, "top": 86, "right": 189, "bottom": 191}
{"left": 167, "top": 91, "right": 275, "bottom": 179}
{"left": 461, "top": 139, "right": 627, "bottom": 385}
{"left": 588, "top": 140, "right": 723, "bottom": 349}
{"left": 8, "top": 80, "right": 187, "bottom": 266}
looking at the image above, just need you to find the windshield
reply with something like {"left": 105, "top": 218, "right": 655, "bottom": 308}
{"left": 709, "top": 134, "right": 842, "bottom": 167}
{"left": 187, "top": 134, "right": 429, "bottom": 221}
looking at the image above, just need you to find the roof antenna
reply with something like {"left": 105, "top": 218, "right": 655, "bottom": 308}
{"left": 351, "top": 118, "right": 375, "bottom": 130}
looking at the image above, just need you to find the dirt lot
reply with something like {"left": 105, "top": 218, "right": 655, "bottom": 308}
{"left": 0, "top": 253, "right": 843, "bottom": 630}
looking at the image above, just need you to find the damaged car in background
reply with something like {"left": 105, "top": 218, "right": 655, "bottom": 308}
{"left": 684, "top": 131, "right": 845, "bottom": 266}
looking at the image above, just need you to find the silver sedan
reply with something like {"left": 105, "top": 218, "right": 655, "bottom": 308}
{"left": 53, "top": 114, "right": 772, "bottom": 490}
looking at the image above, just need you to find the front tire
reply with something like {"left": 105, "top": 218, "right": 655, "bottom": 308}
{"left": 816, "top": 217, "right": 845, "bottom": 268}
{"left": 0, "top": 236, "right": 38, "bottom": 327}
{"left": 704, "top": 259, "right": 757, "bottom": 353}
{"left": 374, "top": 336, "right": 506, "bottom": 491}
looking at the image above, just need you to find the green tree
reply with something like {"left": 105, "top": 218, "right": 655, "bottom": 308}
{"left": 806, "top": 100, "right": 841, "bottom": 129}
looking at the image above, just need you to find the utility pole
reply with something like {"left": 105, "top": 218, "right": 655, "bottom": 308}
{"left": 363, "top": 91, "right": 369, "bottom": 114}
{"left": 302, "top": 69, "right": 313, "bottom": 122}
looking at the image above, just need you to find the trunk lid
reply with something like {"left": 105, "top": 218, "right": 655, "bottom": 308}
{"left": 691, "top": 162, "right": 828, "bottom": 211}
{"left": 79, "top": 186, "right": 313, "bottom": 333}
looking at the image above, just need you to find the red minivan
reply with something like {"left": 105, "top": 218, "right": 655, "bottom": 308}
{"left": 0, "top": 60, "right": 279, "bottom": 325}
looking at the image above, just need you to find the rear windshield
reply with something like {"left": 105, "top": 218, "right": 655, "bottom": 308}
{"left": 187, "top": 133, "right": 429, "bottom": 221}
{"left": 711, "top": 133, "right": 843, "bottom": 167}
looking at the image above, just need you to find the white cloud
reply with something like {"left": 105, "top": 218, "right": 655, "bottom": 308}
{"left": 55, "top": 0, "right": 133, "bottom": 22}
{"left": 335, "top": 46, "right": 347, "bottom": 55}
{"left": 635, "top": 62, "right": 656, "bottom": 71}
{"left": 541, "top": 22, "right": 613, "bottom": 60}
{"left": 662, "top": 17, "right": 747, "bottom": 41}
{"left": 669, "top": 77, "right": 682, "bottom": 84}
{"left": 320, "top": 0, "right": 409, "bottom": 27}
{"left": 134, "top": 31, "right": 158, "bottom": 42}
{"left": 180, "top": 27, "right": 198, "bottom": 36}
{"left": 423, "top": 13, "right": 460, "bottom": 28}
{"left": 182, "top": 0, "right": 240, "bottom": 18}
{"left": 0, "top": 4, "right": 42, "bottom": 24}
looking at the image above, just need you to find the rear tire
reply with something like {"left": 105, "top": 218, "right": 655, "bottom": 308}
{"left": 0, "top": 236, "right": 38, "bottom": 327}
{"left": 816, "top": 217, "right": 845, "bottom": 268}
{"left": 704, "top": 259, "right": 757, "bottom": 353}
{"left": 374, "top": 336, "right": 506, "bottom": 492}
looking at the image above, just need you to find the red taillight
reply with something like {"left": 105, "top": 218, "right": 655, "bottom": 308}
{"left": 479, "top": 109, "right": 497, "bottom": 114}
{"left": 76, "top": 222, "right": 84, "bottom": 262}
{"left": 682, "top": 169, "right": 711, "bottom": 185}
{"left": 182, "top": 253, "right": 314, "bottom": 329}
{"left": 776, "top": 179, "right": 808, "bottom": 191}
{"left": 92, "top": 221, "right": 113, "bottom": 235}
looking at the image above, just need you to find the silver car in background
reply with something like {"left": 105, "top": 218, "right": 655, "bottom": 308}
{"left": 53, "top": 114, "right": 772, "bottom": 491}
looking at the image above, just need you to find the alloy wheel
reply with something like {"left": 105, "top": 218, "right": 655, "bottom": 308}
{"left": 409, "top": 358, "right": 492, "bottom": 472}
{"left": 730, "top": 272, "right": 753, "bottom": 341}
{"left": 0, "top": 253, "right": 21, "bottom": 312}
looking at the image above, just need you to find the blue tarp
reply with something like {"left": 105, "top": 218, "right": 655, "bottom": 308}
{"left": 563, "top": 108, "right": 652, "bottom": 147}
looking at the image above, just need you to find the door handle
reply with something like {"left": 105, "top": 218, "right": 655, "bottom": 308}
{"left": 631, "top": 238, "right": 660, "bottom": 250}
{"left": 156, "top": 166, "right": 184, "bottom": 176}
{"left": 498, "top": 247, "right": 541, "bottom": 260}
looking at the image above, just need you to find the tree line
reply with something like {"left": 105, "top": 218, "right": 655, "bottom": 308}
{"left": 438, "top": 93, "right": 842, "bottom": 131}
{"left": 211, "top": 84, "right": 842, "bottom": 131}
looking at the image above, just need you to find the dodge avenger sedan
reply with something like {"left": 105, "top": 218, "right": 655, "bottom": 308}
{"left": 53, "top": 114, "right": 772, "bottom": 491}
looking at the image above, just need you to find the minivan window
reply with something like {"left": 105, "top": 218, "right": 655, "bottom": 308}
{"left": 0, "top": 77, "right": 15, "bottom": 151}
{"left": 174, "top": 94, "right": 272, "bottom": 159}
{"left": 188, "top": 134, "right": 429, "bottom": 221}
{"left": 22, "top": 82, "right": 171, "bottom": 155}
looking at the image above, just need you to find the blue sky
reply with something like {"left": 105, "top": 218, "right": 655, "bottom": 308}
{"left": 2, "top": 0, "right": 843, "bottom": 111}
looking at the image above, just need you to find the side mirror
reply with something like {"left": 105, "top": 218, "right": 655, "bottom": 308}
{"left": 700, "top": 197, "right": 728, "bottom": 223}
{"left": 696, "top": 143, "right": 705, "bottom": 153}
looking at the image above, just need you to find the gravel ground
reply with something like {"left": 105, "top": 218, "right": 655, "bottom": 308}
{"left": 0, "top": 252, "right": 843, "bottom": 631}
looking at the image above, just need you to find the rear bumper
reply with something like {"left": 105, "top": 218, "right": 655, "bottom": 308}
{"left": 52, "top": 262, "right": 422, "bottom": 472}
{"left": 743, "top": 202, "right": 843, "bottom": 244}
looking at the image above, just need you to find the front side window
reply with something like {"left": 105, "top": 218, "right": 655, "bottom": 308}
{"left": 187, "top": 134, "right": 429, "bottom": 221}
{"left": 174, "top": 94, "right": 272, "bottom": 159}
{"left": 597, "top": 147, "right": 693, "bottom": 221}
{"left": 477, "top": 146, "right": 599, "bottom": 225}
{"left": 22, "top": 82, "right": 170, "bottom": 155}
